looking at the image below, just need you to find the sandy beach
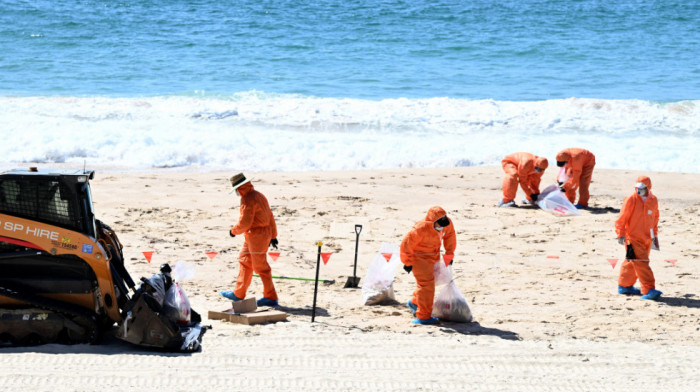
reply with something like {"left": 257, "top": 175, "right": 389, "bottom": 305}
{"left": 1, "top": 166, "right": 698, "bottom": 391}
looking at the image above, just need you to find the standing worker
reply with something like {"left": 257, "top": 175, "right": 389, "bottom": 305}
{"left": 220, "top": 173, "right": 280, "bottom": 307}
{"left": 400, "top": 206, "right": 456, "bottom": 325}
{"left": 615, "top": 176, "right": 662, "bottom": 300}
{"left": 498, "top": 152, "right": 549, "bottom": 207}
{"left": 555, "top": 148, "right": 596, "bottom": 208}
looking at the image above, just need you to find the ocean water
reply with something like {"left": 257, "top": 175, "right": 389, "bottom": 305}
{"left": 1, "top": 0, "right": 698, "bottom": 172}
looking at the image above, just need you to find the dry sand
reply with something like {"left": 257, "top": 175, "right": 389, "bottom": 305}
{"left": 1, "top": 166, "right": 699, "bottom": 391}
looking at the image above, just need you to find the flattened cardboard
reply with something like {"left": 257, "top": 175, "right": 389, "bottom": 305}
{"left": 228, "top": 310, "right": 288, "bottom": 325}
{"left": 208, "top": 308, "right": 288, "bottom": 325}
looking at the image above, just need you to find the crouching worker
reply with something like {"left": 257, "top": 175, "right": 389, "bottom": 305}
{"left": 615, "top": 176, "right": 662, "bottom": 300}
{"left": 220, "top": 173, "right": 280, "bottom": 307}
{"left": 498, "top": 152, "right": 549, "bottom": 207}
{"left": 555, "top": 148, "right": 596, "bottom": 208}
{"left": 400, "top": 206, "right": 456, "bottom": 325}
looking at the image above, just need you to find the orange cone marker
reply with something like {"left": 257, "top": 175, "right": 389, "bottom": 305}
{"left": 142, "top": 251, "right": 154, "bottom": 263}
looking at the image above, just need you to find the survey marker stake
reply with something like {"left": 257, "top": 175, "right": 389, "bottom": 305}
{"left": 344, "top": 224, "right": 363, "bottom": 288}
{"left": 312, "top": 241, "right": 323, "bottom": 323}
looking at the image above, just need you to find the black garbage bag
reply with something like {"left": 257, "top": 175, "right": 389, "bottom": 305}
{"left": 116, "top": 263, "right": 208, "bottom": 352}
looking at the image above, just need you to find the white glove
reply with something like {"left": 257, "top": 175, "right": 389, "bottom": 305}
{"left": 617, "top": 237, "right": 625, "bottom": 245}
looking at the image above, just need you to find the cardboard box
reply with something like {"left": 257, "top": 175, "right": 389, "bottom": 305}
{"left": 231, "top": 297, "right": 257, "bottom": 314}
{"left": 208, "top": 308, "right": 288, "bottom": 326}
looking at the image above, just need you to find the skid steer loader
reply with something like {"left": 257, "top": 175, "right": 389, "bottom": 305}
{"left": 0, "top": 168, "right": 206, "bottom": 351}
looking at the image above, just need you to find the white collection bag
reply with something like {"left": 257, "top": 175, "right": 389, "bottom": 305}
{"left": 433, "top": 260, "right": 454, "bottom": 287}
{"left": 362, "top": 242, "right": 402, "bottom": 305}
{"left": 432, "top": 281, "right": 472, "bottom": 323}
{"left": 536, "top": 184, "right": 581, "bottom": 216}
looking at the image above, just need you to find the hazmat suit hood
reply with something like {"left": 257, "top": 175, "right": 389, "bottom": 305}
{"left": 425, "top": 206, "right": 448, "bottom": 222}
{"left": 636, "top": 176, "right": 652, "bottom": 191}
{"left": 535, "top": 156, "right": 548, "bottom": 170}
{"left": 556, "top": 151, "right": 571, "bottom": 162}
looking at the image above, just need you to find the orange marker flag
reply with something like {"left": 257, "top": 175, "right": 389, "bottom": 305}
{"left": 607, "top": 258, "right": 618, "bottom": 269}
{"left": 268, "top": 252, "right": 280, "bottom": 262}
{"left": 381, "top": 252, "right": 393, "bottom": 262}
{"left": 665, "top": 259, "right": 677, "bottom": 266}
{"left": 546, "top": 255, "right": 560, "bottom": 259}
{"left": 205, "top": 252, "right": 218, "bottom": 260}
{"left": 321, "top": 252, "right": 332, "bottom": 265}
{"left": 142, "top": 251, "right": 154, "bottom": 263}
{"left": 442, "top": 254, "right": 454, "bottom": 267}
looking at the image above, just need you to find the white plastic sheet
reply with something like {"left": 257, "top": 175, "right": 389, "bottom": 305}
{"left": 362, "top": 242, "right": 402, "bottom": 305}
{"left": 536, "top": 185, "right": 581, "bottom": 216}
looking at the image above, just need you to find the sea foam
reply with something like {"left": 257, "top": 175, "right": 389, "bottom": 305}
{"left": 1, "top": 93, "right": 698, "bottom": 173}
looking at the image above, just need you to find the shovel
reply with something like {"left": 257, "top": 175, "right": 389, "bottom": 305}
{"left": 344, "top": 224, "right": 362, "bottom": 288}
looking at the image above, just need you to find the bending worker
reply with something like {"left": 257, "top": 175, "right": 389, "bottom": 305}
{"left": 220, "top": 173, "right": 280, "bottom": 307}
{"left": 400, "top": 206, "right": 456, "bottom": 325}
{"left": 498, "top": 152, "right": 549, "bottom": 207}
{"left": 555, "top": 148, "right": 596, "bottom": 208}
{"left": 615, "top": 176, "right": 662, "bottom": 300}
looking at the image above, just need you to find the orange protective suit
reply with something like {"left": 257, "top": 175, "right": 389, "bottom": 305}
{"left": 400, "top": 206, "right": 456, "bottom": 320}
{"left": 501, "top": 152, "right": 548, "bottom": 203}
{"left": 230, "top": 182, "right": 279, "bottom": 301}
{"left": 556, "top": 148, "right": 596, "bottom": 206}
{"left": 615, "top": 176, "right": 659, "bottom": 295}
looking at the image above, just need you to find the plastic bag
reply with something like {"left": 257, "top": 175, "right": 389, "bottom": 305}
{"left": 362, "top": 242, "right": 401, "bottom": 305}
{"left": 433, "top": 261, "right": 453, "bottom": 286}
{"left": 536, "top": 185, "right": 581, "bottom": 216}
{"left": 142, "top": 273, "right": 168, "bottom": 306}
{"left": 163, "top": 282, "right": 192, "bottom": 325}
{"left": 432, "top": 281, "right": 472, "bottom": 323}
{"left": 172, "top": 260, "right": 196, "bottom": 282}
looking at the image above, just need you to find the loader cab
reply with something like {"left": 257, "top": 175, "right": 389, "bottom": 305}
{"left": 0, "top": 168, "right": 97, "bottom": 239}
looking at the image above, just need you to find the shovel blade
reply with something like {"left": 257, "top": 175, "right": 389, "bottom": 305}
{"left": 344, "top": 276, "right": 361, "bottom": 288}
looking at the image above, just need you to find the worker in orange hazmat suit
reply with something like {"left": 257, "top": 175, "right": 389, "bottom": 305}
{"left": 498, "top": 152, "right": 549, "bottom": 207}
{"left": 400, "top": 206, "right": 456, "bottom": 325}
{"left": 555, "top": 148, "right": 596, "bottom": 208}
{"left": 220, "top": 173, "right": 280, "bottom": 307}
{"left": 615, "top": 176, "right": 662, "bottom": 300}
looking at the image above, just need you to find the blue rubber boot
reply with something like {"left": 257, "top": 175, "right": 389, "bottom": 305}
{"left": 641, "top": 289, "right": 662, "bottom": 300}
{"left": 411, "top": 317, "right": 440, "bottom": 325}
{"left": 575, "top": 204, "right": 587, "bottom": 209}
{"left": 220, "top": 290, "right": 243, "bottom": 301}
{"left": 618, "top": 285, "right": 641, "bottom": 295}
{"left": 407, "top": 300, "right": 417, "bottom": 316}
{"left": 257, "top": 297, "right": 279, "bottom": 307}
